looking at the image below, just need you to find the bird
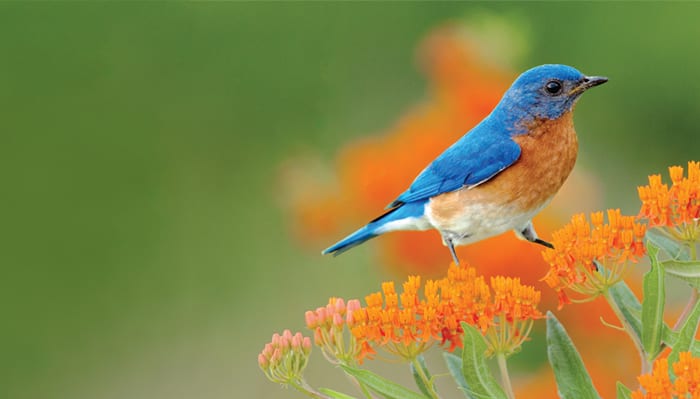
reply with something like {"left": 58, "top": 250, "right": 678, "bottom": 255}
{"left": 322, "top": 64, "right": 607, "bottom": 265}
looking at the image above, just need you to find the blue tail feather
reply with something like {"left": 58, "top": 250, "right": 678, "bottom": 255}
{"left": 322, "top": 201, "right": 425, "bottom": 256}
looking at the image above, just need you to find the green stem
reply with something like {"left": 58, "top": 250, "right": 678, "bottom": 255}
{"left": 496, "top": 353, "right": 515, "bottom": 399}
{"left": 290, "top": 380, "right": 333, "bottom": 399}
{"left": 674, "top": 287, "right": 699, "bottom": 331}
{"left": 410, "top": 357, "right": 441, "bottom": 399}
{"left": 603, "top": 289, "right": 650, "bottom": 374}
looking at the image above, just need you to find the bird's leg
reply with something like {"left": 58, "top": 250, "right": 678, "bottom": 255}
{"left": 445, "top": 237, "right": 460, "bottom": 266}
{"left": 518, "top": 222, "right": 554, "bottom": 249}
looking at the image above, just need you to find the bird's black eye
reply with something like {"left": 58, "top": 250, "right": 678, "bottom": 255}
{"left": 544, "top": 80, "right": 563, "bottom": 95}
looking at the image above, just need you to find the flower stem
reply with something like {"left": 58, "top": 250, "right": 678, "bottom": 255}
{"left": 289, "top": 380, "right": 333, "bottom": 399}
{"left": 674, "top": 287, "right": 699, "bottom": 330}
{"left": 496, "top": 353, "right": 515, "bottom": 399}
{"left": 602, "top": 289, "right": 650, "bottom": 374}
{"left": 410, "top": 357, "right": 441, "bottom": 399}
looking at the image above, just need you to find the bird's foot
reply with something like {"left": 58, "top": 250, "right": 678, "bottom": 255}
{"left": 445, "top": 238, "right": 460, "bottom": 266}
{"left": 519, "top": 222, "right": 555, "bottom": 249}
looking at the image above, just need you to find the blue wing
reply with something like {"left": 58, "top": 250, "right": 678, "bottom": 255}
{"left": 388, "top": 130, "right": 521, "bottom": 208}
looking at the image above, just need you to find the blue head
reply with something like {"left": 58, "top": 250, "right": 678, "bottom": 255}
{"left": 493, "top": 64, "right": 607, "bottom": 131}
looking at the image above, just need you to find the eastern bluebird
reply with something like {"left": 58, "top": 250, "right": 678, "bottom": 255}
{"left": 323, "top": 64, "right": 607, "bottom": 265}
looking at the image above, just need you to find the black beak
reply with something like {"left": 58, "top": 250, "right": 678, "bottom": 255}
{"left": 581, "top": 75, "right": 608, "bottom": 90}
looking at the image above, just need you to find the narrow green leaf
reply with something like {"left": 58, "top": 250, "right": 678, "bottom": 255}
{"left": 546, "top": 312, "right": 601, "bottom": 399}
{"left": 646, "top": 228, "right": 690, "bottom": 260}
{"left": 662, "top": 259, "right": 700, "bottom": 289}
{"left": 319, "top": 388, "right": 359, "bottom": 399}
{"left": 410, "top": 355, "right": 435, "bottom": 398}
{"left": 641, "top": 243, "right": 665, "bottom": 360}
{"left": 668, "top": 299, "right": 700, "bottom": 366}
{"left": 608, "top": 280, "right": 643, "bottom": 342}
{"left": 443, "top": 352, "right": 472, "bottom": 398}
{"left": 340, "top": 365, "right": 428, "bottom": 399}
{"left": 615, "top": 382, "right": 632, "bottom": 399}
{"left": 460, "top": 322, "right": 507, "bottom": 399}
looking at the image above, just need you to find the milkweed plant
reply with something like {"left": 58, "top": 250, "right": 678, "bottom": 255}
{"left": 258, "top": 161, "right": 700, "bottom": 399}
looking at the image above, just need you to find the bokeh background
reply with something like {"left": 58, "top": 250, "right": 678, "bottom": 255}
{"left": 2, "top": 2, "right": 700, "bottom": 399}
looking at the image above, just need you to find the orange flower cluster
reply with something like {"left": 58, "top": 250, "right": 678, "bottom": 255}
{"left": 638, "top": 161, "right": 699, "bottom": 241}
{"left": 305, "top": 297, "right": 363, "bottom": 365}
{"left": 348, "top": 263, "right": 543, "bottom": 361}
{"left": 542, "top": 209, "right": 646, "bottom": 308}
{"left": 632, "top": 352, "right": 700, "bottom": 398}
{"left": 258, "top": 330, "right": 312, "bottom": 385}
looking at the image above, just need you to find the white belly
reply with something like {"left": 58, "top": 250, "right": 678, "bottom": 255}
{"left": 424, "top": 199, "right": 549, "bottom": 246}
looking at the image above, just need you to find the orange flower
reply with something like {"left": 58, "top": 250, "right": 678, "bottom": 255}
{"left": 542, "top": 209, "right": 646, "bottom": 308}
{"left": 632, "top": 352, "right": 700, "bottom": 398}
{"left": 638, "top": 161, "right": 700, "bottom": 242}
{"left": 348, "top": 262, "right": 543, "bottom": 361}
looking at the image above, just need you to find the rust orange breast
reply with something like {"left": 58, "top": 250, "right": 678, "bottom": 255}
{"left": 429, "top": 111, "right": 578, "bottom": 222}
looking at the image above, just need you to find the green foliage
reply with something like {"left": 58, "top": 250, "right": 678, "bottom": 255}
{"left": 443, "top": 352, "right": 472, "bottom": 398}
{"left": 546, "top": 312, "right": 601, "bottom": 399}
{"left": 661, "top": 259, "right": 700, "bottom": 288}
{"left": 340, "top": 365, "right": 428, "bottom": 399}
{"left": 459, "top": 323, "right": 508, "bottom": 399}
{"left": 667, "top": 300, "right": 700, "bottom": 366}
{"left": 319, "top": 388, "right": 359, "bottom": 399}
{"left": 616, "top": 382, "right": 633, "bottom": 399}
{"left": 641, "top": 244, "right": 666, "bottom": 361}
{"left": 410, "top": 355, "right": 435, "bottom": 397}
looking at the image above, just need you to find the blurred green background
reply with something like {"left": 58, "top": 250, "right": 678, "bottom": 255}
{"left": 2, "top": 2, "right": 700, "bottom": 398}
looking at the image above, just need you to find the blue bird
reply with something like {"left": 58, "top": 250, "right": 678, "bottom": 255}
{"left": 323, "top": 64, "right": 607, "bottom": 265}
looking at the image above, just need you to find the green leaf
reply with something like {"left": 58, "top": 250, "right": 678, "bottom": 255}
{"left": 460, "top": 322, "right": 507, "bottom": 399}
{"left": 340, "top": 365, "right": 428, "bottom": 399}
{"left": 646, "top": 228, "right": 690, "bottom": 260}
{"left": 615, "top": 382, "right": 632, "bottom": 399}
{"left": 608, "top": 280, "right": 643, "bottom": 342}
{"left": 668, "top": 299, "right": 700, "bottom": 366}
{"left": 410, "top": 355, "right": 435, "bottom": 398}
{"left": 662, "top": 259, "right": 700, "bottom": 289}
{"left": 443, "top": 352, "right": 472, "bottom": 398}
{"left": 319, "top": 388, "right": 359, "bottom": 399}
{"left": 641, "top": 243, "right": 666, "bottom": 360}
{"left": 546, "top": 312, "right": 601, "bottom": 399}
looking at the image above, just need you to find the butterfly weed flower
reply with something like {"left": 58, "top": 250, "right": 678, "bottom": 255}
{"left": 632, "top": 352, "right": 700, "bottom": 398}
{"left": 542, "top": 209, "right": 646, "bottom": 308}
{"left": 258, "top": 330, "right": 312, "bottom": 387}
{"left": 485, "top": 276, "right": 544, "bottom": 357}
{"left": 305, "top": 297, "right": 364, "bottom": 365}
{"left": 638, "top": 161, "right": 700, "bottom": 248}
{"left": 348, "top": 264, "right": 543, "bottom": 362}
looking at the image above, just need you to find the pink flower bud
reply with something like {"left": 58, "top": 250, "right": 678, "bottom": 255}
{"left": 334, "top": 298, "right": 346, "bottom": 314}
{"left": 258, "top": 353, "right": 269, "bottom": 368}
{"left": 314, "top": 327, "right": 324, "bottom": 346}
{"left": 333, "top": 312, "right": 344, "bottom": 327}
{"left": 316, "top": 307, "right": 328, "bottom": 324}
{"left": 346, "top": 299, "right": 361, "bottom": 325}
{"left": 305, "top": 310, "right": 317, "bottom": 328}
{"left": 271, "top": 348, "right": 282, "bottom": 365}
{"left": 303, "top": 337, "right": 312, "bottom": 352}
{"left": 262, "top": 343, "right": 274, "bottom": 358}
{"left": 271, "top": 333, "right": 280, "bottom": 346}
{"left": 292, "top": 333, "right": 303, "bottom": 350}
